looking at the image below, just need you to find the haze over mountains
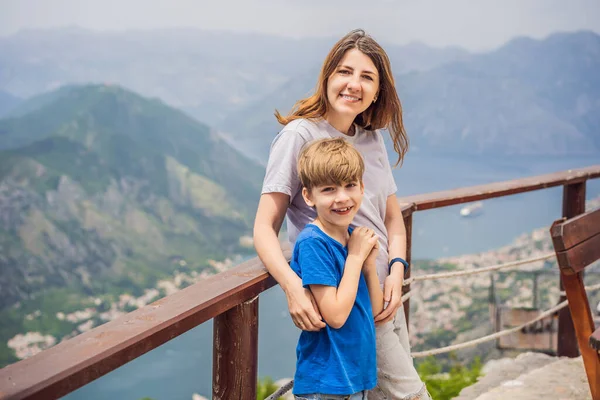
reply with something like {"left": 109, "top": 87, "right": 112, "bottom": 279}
{"left": 0, "top": 28, "right": 469, "bottom": 126}
{"left": 222, "top": 31, "right": 600, "bottom": 161}
{"left": 0, "top": 91, "right": 21, "bottom": 118}
{"left": 1, "top": 28, "right": 598, "bottom": 163}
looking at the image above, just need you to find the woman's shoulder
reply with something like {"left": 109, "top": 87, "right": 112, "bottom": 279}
{"left": 280, "top": 118, "right": 319, "bottom": 136}
{"left": 273, "top": 118, "right": 324, "bottom": 145}
{"left": 356, "top": 125, "right": 385, "bottom": 146}
{"left": 357, "top": 124, "right": 382, "bottom": 137}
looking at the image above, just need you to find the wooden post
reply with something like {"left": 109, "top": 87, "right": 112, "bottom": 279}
{"left": 562, "top": 272, "right": 600, "bottom": 399}
{"left": 213, "top": 296, "right": 259, "bottom": 400}
{"left": 558, "top": 182, "right": 586, "bottom": 357}
{"left": 403, "top": 213, "right": 413, "bottom": 330}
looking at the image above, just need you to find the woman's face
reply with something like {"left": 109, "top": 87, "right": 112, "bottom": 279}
{"left": 325, "top": 48, "right": 380, "bottom": 125}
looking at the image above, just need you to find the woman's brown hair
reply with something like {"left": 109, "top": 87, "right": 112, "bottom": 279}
{"left": 275, "top": 29, "right": 408, "bottom": 165}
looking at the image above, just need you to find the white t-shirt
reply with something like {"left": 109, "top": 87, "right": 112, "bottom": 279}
{"left": 262, "top": 118, "right": 398, "bottom": 283}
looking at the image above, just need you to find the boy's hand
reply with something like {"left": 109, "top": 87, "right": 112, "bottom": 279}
{"left": 348, "top": 227, "right": 378, "bottom": 262}
{"left": 364, "top": 240, "right": 379, "bottom": 271}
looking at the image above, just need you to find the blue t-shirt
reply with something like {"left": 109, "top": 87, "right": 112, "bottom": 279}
{"left": 290, "top": 224, "right": 377, "bottom": 395}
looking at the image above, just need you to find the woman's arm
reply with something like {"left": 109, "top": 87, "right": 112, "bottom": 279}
{"left": 364, "top": 268, "right": 384, "bottom": 317}
{"left": 374, "top": 194, "right": 407, "bottom": 324}
{"left": 364, "top": 246, "right": 384, "bottom": 317}
{"left": 253, "top": 192, "right": 326, "bottom": 331}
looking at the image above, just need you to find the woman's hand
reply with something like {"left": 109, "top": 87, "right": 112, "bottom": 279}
{"left": 285, "top": 276, "right": 326, "bottom": 331}
{"left": 374, "top": 264, "right": 403, "bottom": 324}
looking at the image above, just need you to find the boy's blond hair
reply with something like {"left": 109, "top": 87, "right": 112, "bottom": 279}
{"left": 297, "top": 138, "right": 365, "bottom": 191}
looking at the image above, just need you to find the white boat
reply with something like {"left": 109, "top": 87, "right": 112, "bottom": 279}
{"left": 460, "top": 201, "right": 483, "bottom": 218}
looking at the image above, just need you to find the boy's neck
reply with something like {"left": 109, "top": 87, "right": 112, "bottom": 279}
{"left": 313, "top": 217, "right": 350, "bottom": 246}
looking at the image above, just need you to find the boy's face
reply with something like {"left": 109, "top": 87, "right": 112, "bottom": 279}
{"left": 302, "top": 180, "right": 364, "bottom": 229}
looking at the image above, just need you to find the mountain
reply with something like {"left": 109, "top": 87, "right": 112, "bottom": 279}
{"left": 0, "top": 91, "right": 21, "bottom": 118}
{"left": 0, "top": 28, "right": 469, "bottom": 127}
{"left": 220, "top": 31, "right": 600, "bottom": 162}
{"left": 400, "top": 30, "right": 600, "bottom": 155}
{"left": 0, "top": 84, "right": 264, "bottom": 309}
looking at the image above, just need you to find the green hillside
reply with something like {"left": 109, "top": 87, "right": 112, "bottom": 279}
{"left": 0, "top": 84, "right": 264, "bottom": 365}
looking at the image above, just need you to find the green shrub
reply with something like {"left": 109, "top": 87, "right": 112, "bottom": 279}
{"left": 257, "top": 376, "right": 281, "bottom": 400}
{"left": 417, "top": 354, "right": 482, "bottom": 400}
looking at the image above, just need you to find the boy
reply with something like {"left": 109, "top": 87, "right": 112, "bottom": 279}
{"left": 291, "top": 138, "right": 384, "bottom": 399}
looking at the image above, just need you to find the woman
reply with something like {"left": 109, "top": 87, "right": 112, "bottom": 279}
{"left": 254, "top": 29, "right": 430, "bottom": 400}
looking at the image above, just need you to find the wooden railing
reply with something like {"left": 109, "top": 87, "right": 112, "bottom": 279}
{"left": 1, "top": 165, "right": 599, "bottom": 400}
{"left": 551, "top": 205, "right": 600, "bottom": 399}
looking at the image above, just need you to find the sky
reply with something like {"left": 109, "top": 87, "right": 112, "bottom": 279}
{"left": 1, "top": 0, "right": 599, "bottom": 50}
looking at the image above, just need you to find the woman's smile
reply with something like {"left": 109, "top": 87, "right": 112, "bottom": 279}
{"left": 340, "top": 94, "right": 361, "bottom": 103}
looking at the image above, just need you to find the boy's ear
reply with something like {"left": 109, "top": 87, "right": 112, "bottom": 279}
{"left": 302, "top": 187, "right": 315, "bottom": 207}
{"left": 360, "top": 181, "right": 365, "bottom": 194}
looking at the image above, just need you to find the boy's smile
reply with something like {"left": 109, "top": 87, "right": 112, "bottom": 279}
{"left": 302, "top": 180, "right": 364, "bottom": 242}
{"left": 332, "top": 206, "right": 353, "bottom": 215}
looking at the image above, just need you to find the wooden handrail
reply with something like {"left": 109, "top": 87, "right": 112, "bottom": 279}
{"left": 1, "top": 165, "right": 599, "bottom": 399}
{"left": 399, "top": 165, "right": 600, "bottom": 210}
{"left": 551, "top": 207, "right": 600, "bottom": 252}
{"left": 0, "top": 254, "right": 283, "bottom": 400}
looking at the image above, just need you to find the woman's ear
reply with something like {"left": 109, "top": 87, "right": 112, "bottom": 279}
{"left": 302, "top": 187, "right": 314, "bottom": 207}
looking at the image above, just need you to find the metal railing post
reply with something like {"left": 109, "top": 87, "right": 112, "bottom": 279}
{"left": 558, "top": 181, "right": 586, "bottom": 357}
{"left": 213, "top": 296, "right": 259, "bottom": 400}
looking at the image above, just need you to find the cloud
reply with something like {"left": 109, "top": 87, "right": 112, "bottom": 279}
{"left": 1, "top": 0, "right": 599, "bottom": 50}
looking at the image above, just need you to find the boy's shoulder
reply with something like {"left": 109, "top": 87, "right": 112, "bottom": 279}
{"left": 295, "top": 224, "right": 352, "bottom": 250}
{"left": 296, "top": 223, "right": 327, "bottom": 245}
{"left": 295, "top": 224, "right": 340, "bottom": 255}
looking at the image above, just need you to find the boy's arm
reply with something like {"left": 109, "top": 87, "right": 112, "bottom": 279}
{"left": 309, "top": 254, "right": 364, "bottom": 329}
{"left": 308, "top": 227, "right": 378, "bottom": 329}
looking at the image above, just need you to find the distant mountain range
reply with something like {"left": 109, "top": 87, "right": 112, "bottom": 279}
{"left": 221, "top": 31, "right": 600, "bottom": 161}
{"left": 0, "top": 91, "right": 21, "bottom": 118}
{"left": 2, "top": 29, "right": 598, "bottom": 162}
{"left": 400, "top": 31, "right": 600, "bottom": 156}
{"left": 0, "top": 84, "right": 264, "bottom": 308}
{"left": 0, "top": 28, "right": 469, "bottom": 127}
